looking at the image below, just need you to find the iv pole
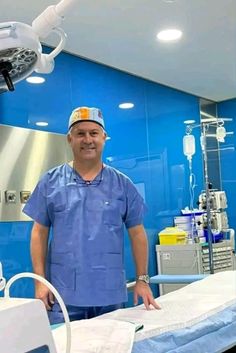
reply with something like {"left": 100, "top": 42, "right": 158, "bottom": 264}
{"left": 201, "top": 122, "right": 214, "bottom": 274}
{"left": 185, "top": 119, "right": 215, "bottom": 274}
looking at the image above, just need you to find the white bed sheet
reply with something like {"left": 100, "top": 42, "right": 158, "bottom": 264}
{"left": 52, "top": 271, "right": 236, "bottom": 353}
{"left": 52, "top": 318, "right": 135, "bottom": 353}
{"left": 101, "top": 271, "right": 236, "bottom": 340}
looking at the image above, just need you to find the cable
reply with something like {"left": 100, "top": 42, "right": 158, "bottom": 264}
{"left": 4, "top": 272, "right": 71, "bottom": 353}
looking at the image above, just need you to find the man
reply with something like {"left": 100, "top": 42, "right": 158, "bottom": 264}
{"left": 23, "top": 106, "right": 160, "bottom": 324}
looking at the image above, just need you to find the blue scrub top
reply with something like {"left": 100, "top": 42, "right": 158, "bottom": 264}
{"left": 23, "top": 163, "right": 146, "bottom": 307}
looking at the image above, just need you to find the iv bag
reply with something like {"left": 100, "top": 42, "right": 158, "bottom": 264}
{"left": 183, "top": 134, "right": 195, "bottom": 159}
{"left": 216, "top": 126, "right": 226, "bottom": 142}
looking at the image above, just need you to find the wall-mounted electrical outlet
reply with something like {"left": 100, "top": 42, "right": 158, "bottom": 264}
{"left": 20, "top": 191, "right": 31, "bottom": 203}
{"left": 5, "top": 190, "right": 17, "bottom": 204}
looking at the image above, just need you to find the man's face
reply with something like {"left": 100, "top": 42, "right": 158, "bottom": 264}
{"left": 67, "top": 121, "right": 106, "bottom": 161}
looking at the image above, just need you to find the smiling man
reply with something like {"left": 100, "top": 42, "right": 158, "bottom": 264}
{"left": 23, "top": 106, "right": 160, "bottom": 324}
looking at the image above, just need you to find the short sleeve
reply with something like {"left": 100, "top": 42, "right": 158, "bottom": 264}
{"left": 23, "top": 173, "right": 51, "bottom": 227}
{"left": 124, "top": 179, "right": 147, "bottom": 229}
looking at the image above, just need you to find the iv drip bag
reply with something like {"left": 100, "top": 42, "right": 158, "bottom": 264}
{"left": 183, "top": 134, "right": 195, "bottom": 159}
{"left": 216, "top": 126, "right": 226, "bottom": 143}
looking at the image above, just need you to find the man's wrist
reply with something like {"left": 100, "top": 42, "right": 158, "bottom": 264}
{"left": 136, "top": 274, "right": 150, "bottom": 284}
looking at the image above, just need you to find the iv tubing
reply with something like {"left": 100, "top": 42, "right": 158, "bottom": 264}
{"left": 4, "top": 272, "right": 71, "bottom": 353}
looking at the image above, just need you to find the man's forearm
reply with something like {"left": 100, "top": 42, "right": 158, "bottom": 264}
{"left": 31, "top": 222, "right": 49, "bottom": 278}
{"left": 128, "top": 224, "right": 149, "bottom": 276}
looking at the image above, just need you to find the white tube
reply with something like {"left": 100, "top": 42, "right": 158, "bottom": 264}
{"left": 4, "top": 272, "right": 71, "bottom": 353}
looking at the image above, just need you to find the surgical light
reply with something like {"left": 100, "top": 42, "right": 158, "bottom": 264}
{"left": 0, "top": 0, "right": 77, "bottom": 92}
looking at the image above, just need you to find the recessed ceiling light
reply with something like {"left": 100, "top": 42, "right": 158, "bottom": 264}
{"left": 35, "top": 121, "right": 48, "bottom": 126}
{"left": 119, "top": 103, "right": 134, "bottom": 109}
{"left": 157, "top": 29, "right": 182, "bottom": 42}
{"left": 184, "top": 120, "right": 196, "bottom": 124}
{"left": 26, "top": 76, "right": 45, "bottom": 84}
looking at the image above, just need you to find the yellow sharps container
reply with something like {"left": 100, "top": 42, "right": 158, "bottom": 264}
{"left": 158, "top": 227, "right": 187, "bottom": 245}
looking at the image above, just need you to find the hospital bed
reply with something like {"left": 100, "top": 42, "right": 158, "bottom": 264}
{"left": 1, "top": 270, "right": 236, "bottom": 353}
{"left": 52, "top": 270, "right": 236, "bottom": 353}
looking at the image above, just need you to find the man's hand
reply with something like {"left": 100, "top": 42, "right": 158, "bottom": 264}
{"left": 133, "top": 281, "right": 161, "bottom": 310}
{"left": 35, "top": 282, "right": 54, "bottom": 311}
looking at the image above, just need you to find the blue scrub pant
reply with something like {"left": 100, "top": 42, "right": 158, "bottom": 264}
{"left": 48, "top": 303, "right": 123, "bottom": 325}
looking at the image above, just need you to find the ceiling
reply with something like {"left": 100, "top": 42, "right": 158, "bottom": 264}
{"left": 1, "top": 0, "right": 236, "bottom": 102}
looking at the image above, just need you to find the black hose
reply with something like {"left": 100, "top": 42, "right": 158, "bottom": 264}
{"left": 0, "top": 61, "right": 15, "bottom": 91}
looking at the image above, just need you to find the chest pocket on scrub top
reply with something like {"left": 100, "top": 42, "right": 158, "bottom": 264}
{"left": 104, "top": 199, "right": 125, "bottom": 226}
{"left": 84, "top": 187, "right": 125, "bottom": 226}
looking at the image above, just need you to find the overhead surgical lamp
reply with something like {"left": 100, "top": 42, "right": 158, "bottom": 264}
{"left": 0, "top": 0, "right": 77, "bottom": 92}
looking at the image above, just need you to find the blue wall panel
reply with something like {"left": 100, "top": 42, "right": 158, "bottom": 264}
{"left": 0, "top": 49, "right": 203, "bottom": 303}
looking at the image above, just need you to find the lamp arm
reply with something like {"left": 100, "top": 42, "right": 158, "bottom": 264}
{"left": 32, "top": 0, "right": 78, "bottom": 39}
